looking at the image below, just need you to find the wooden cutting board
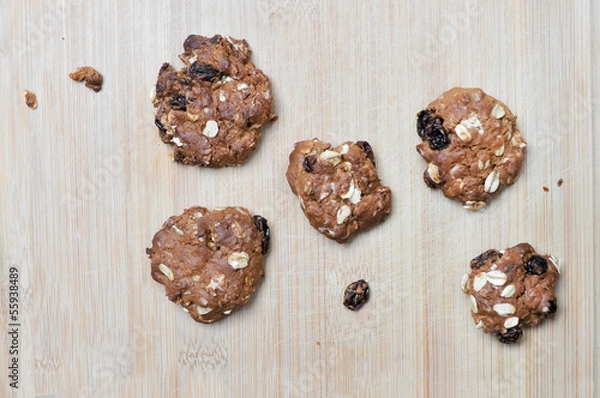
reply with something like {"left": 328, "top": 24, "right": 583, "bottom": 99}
{"left": 1, "top": 1, "right": 598, "bottom": 397}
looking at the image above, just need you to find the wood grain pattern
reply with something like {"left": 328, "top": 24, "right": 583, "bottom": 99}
{"left": 1, "top": 1, "right": 598, "bottom": 396}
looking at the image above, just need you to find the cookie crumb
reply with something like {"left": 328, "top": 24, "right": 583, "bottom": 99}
{"left": 69, "top": 66, "right": 103, "bottom": 92}
{"left": 343, "top": 279, "right": 370, "bottom": 311}
{"left": 23, "top": 90, "right": 38, "bottom": 109}
{"left": 543, "top": 186, "right": 549, "bottom": 192}
{"left": 557, "top": 178, "right": 563, "bottom": 187}
{"left": 316, "top": 341, "right": 320, "bottom": 346}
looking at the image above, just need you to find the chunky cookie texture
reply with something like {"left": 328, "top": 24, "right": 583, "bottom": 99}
{"left": 461, "top": 243, "right": 559, "bottom": 343}
{"left": 416, "top": 87, "right": 526, "bottom": 210}
{"left": 153, "top": 34, "right": 275, "bottom": 167}
{"left": 286, "top": 139, "right": 392, "bottom": 243}
{"left": 146, "top": 206, "right": 269, "bottom": 323}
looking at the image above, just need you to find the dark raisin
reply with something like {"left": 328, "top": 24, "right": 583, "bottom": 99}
{"left": 470, "top": 249, "right": 500, "bottom": 270}
{"left": 170, "top": 94, "right": 188, "bottom": 111}
{"left": 178, "top": 78, "right": 191, "bottom": 85}
{"left": 183, "top": 35, "right": 204, "bottom": 50}
{"left": 427, "top": 124, "right": 450, "bottom": 150}
{"left": 343, "top": 279, "right": 370, "bottom": 311}
{"left": 416, "top": 109, "right": 434, "bottom": 140}
{"left": 496, "top": 326, "right": 523, "bottom": 344}
{"left": 355, "top": 140, "right": 376, "bottom": 166}
{"left": 155, "top": 119, "right": 168, "bottom": 136}
{"left": 416, "top": 109, "right": 450, "bottom": 150}
{"left": 252, "top": 215, "right": 270, "bottom": 254}
{"left": 303, "top": 155, "right": 316, "bottom": 173}
{"left": 547, "top": 299, "right": 558, "bottom": 314}
{"left": 525, "top": 255, "right": 548, "bottom": 275}
{"left": 145, "top": 247, "right": 152, "bottom": 256}
{"left": 189, "top": 62, "right": 221, "bottom": 82}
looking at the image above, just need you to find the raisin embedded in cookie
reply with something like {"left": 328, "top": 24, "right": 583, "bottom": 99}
{"left": 461, "top": 243, "right": 559, "bottom": 343}
{"left": 286, "top": 138, "right": 392, "bottom": 243}
{"left": 152, "top": 34, "right": 276, "bottom": 167}
{"left": 146, "top": 206, "right": 270, "bottom": 323}
{"left": 416, "top": 87, "right": 526, "bottom": 210}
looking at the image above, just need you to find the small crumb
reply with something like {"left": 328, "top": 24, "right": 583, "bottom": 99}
{"left": 557, "top": 178, "right": 563, "bottom": 187}
{"left": 23, "top": 90, "right": 38, "bottom": 109}
{"left": 542, "top": 186, "right": 549, "bottom": 192}
{"left": 316, "top": 341, "right": 320, "bottom": 346}
{"left": 69, "top": 66, "right": 103, "bottom": 92}
{"left": 61, "top": 37, "right": 65, "bottom": 41}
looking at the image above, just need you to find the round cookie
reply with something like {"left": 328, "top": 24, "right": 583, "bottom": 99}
{"left": 152, "top": 34, "right": 276, "bottom": 167}
{"left": 286, "top": 138, "right": 392, "bottom": 243}
{"left": 415, "top": 87, "right": 526, "bottom": 210}
{"left": 146, "top": 206, "right": 270, "bottom": 323}
{"left": 461, "top": 243, "right": 559, "bottom": 343}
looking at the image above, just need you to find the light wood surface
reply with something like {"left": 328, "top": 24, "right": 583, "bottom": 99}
{"left": 1, "top": 1, "right": 598, "bottom": 397}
